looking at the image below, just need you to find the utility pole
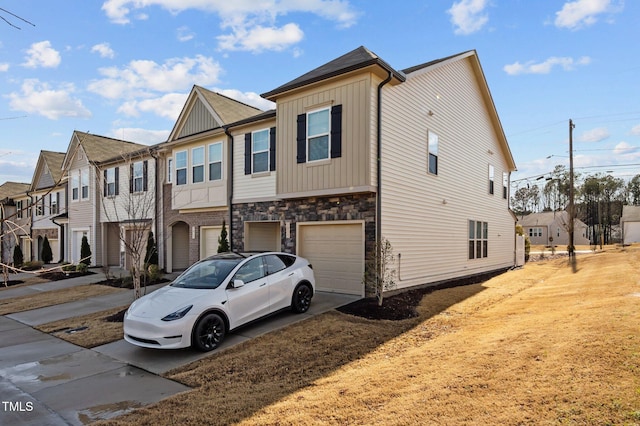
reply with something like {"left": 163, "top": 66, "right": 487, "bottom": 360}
{"left": 568, "top": 119, "right": 576, "bottom": 272}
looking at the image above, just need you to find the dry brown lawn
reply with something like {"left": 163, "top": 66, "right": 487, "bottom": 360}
{"left": 90, "top": 246, "right": 640, "bottom": 425}
{"left": 0, "top": 285, "right": 126, "bottom": 316}
{"left": 35, "top": 305, "right": 128, "bottom": 348}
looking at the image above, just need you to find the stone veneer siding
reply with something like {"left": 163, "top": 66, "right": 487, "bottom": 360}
{"left": 231, "top": 193, "right": 376, "bottom": 259}
{"left": 162, "top": 183, "right": 229, "bottom": 269}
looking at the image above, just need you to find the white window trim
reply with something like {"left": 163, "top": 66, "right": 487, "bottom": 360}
{"left": 132, "top": 161, "right": 144, "bottom": 193}
{"left": 488, "top": 164, "right": 495, "bottom": 195}
{"left": 175, "top": 150, "right": 187, "bottom": 186}
{"left": 71, "top": 172, "right": 80, "bottom": 201}
{"left": 106, "top": 168, "right": 117, "bottom": 197}
{"left": 252, "top": 129, "right": 270, "bottom": 174}
{"left": 81, "top": 169, "right": 89, "bottom": 200}
{"left": 192, "top": 146, "right": 205, "bottom": 184}
{"left": 208, "top": 142, "right": 223, "bottom": 181}
{"left": 306, "top": 107, "right": 331, "bottom": 163}
{"left": 167, "top": 158, "right": 173, "bottom": 184}
{"left": 427, "top": 130, "right": 438, "bottom": 175}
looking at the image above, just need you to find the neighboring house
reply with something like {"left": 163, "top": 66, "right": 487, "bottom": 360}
{"left": 0, "top": 182, "right": 30, "bottom": 266}
{"left": 10, "top": 190, "right": 32, "bottom": 264}
{"left": 98, "top": 146, "right": 158, "bottom": 270}
{"left": 29, "top": 151, "right": 67, "bottom": 263}
{"left": 621, "top": 205, "right": 640, "bottom": 244}
{"left": 518, "top": 211, "right": 590, "bottom": 246}
{"left": 159, "top": 86, "right": 263, "bottom": 271}
{"left": 226, "top": 46, "right": 518, "bottom": 295}
{"left": 61, "top": 131, "right": 147, "bottom": 266}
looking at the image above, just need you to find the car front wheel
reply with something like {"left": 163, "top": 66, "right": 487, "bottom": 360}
{"left": 291, "top": 283, "right": 312, "bottom": 313}
{"left": 192, "top": 313, "right": 226, "bottom": 352}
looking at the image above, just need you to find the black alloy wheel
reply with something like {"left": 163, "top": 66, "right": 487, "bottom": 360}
{"left": 193, "top": 313, "right": 226, "bottom": 352}
{"left": 292, "top": 283, "right": 312, "bottom": 313}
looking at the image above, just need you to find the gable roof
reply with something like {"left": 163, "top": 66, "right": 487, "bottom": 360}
{"left": 0, "top": 181, "right": 29, "bottom": 202}
{"left": 168, "top": 86, "right": 263, "bottom": 141}
{"left": 518, "top": 211, "right": 586, "bottom": 228}
{"left": 403, "top": 50, "right": 516, "bottom": 172}
{"left": 622, "top": 205, "right": 640, "bottom": 222}
{"left": 62, "top": 131, "right": 147, "bottom": 170}
{"left": 30, "top": 150, "right": 66, "bottom": 191}
{"left": 261, "top": 46, "right": 406, "bottom": 100}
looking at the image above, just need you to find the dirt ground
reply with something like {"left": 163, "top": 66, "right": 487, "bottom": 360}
{"left": 95, "top": 246, "right": 640, "bottom": 425}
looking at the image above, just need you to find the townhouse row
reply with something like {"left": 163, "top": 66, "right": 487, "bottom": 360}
{"left": 0, "top": 46, "right": 517, "bottom": 296}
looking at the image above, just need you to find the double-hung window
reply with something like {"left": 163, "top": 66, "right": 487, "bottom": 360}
{"left": 428, "top": 130, "right": 438, "bottom": 175}
{"left": 468, "top": 220, "right": 488, "bottom": 260}
{"left": 192, "top": 147, "right": 204, "bottom": 183}
{"left": 252, "top": 130, "right": 269, "bottom": 173}
{"left": 488, "top": 165, "right": 495, "bottom": 195}
{"left": 132, "top": 162, "right": 144, "bottom": 193}
{"left": 529, "top": 227, "right": 542, "bottom": 238}
{"left": 175, "top": 151, "right": 187, "bottom": 185}
{"left": 105, "top": 167, "right": 118, "bottom": 196}
{"left": 17, "top": 200, "right": 23, "bottom": 219}
{"left": 503, "top": 172, "right": 508, "bottom": 199}
{"left": 71, "top": 173, "right": 79, "bottom": 200}
{"left": 307, "top": 108, "right": 330, "bottom": 162}
{"left": 35, "top": 196, "right": 43, "bottom": 216}
{"left": 208, "top": 143, "right": 222, "bottom": 181}
{"left": 81, "top": 169, "right": 89, "bottom": 200}
{"left": 167, "top": 158, "right": 173, "bottom": 183}
{"left": 50, "top": 192, "right": 58, "bottom": 215}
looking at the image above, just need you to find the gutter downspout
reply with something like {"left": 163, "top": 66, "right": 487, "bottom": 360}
{"left": 224, "top": 126, "right": 234, "bottom": 251}
{"left": 376, "top": 71, "right": 393, "bottom": 252}
{"left": 149, "top": 148, "right": 160, "bottom": 267}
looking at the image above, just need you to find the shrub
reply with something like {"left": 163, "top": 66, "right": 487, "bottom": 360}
{"left": 41, "top": 236, "right": 53, "bottom": 264}
{"left": 75, "top": 263, "right": 88, "bottom": 273}
{"left": 22, "top": 261, "right": 44, "bottom": 271}
{"left": 147, "top": 264, "right": 161, "bottom": 282}
{"left": 80, "top": 236, "right": 91, "bottom": 266}
{"left": 61, "top": 263, "right": 75, "bottom": 272}
{"left": 13, "top": 245, "right": 23, "bottom": 267}
{"left": 218, "top": 220, "right": 230, "bottom": 253}
{"left": 144, "top": 232, "right": 158, "bottom": 266}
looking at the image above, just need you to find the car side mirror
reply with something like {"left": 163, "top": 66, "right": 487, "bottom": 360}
{"left": 233, "top": 279, "right": 245, "bottom": 288}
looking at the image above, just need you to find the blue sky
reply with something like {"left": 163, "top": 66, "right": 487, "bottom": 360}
{"left": 1, "top": 0, "right": 638, "bottom": 190}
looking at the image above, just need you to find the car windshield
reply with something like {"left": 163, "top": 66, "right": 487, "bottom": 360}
{"left": 171, "top": 258, "right": 242, "bottom": 289}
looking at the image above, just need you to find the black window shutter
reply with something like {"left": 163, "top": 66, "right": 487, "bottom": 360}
{"left": 296, "top": 113, "right": 306, "bottom": 163}
{"left": 244, "top": 133, "right": 252, "bottom": 175}
{"left": 143, "top": 160, "right": 148, "bottom": 191}
{"left": 330, "top": 104, "right": 342, "bottom": 158}
{"left": 103, "top": 170, "right": 107, "bottom": 197}
{"left": 114, "top": 167, "right": 119, "bottom": 195}
{"left": 129, "top": 164, "right": 134, "bottom": 193}
{"left": 56, "top": 192, "right": 60, "bottom": 211}
{"left": 269, "top": 127, "right": 276, "bottom": 171}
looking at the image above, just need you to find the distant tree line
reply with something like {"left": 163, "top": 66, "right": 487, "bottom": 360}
{"left": 511, "top": 165, "right": 640, "bottom": 244}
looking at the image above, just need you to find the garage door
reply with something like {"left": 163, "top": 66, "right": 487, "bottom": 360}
{"left": 246, "top": 222, "right": 280, "bottom": 251}
{"left": 200, "top": 226, "right": 222, "bottom": 259}
{"left": 298, "top": 222, "right": 364, "bottom": 295}
{"left": 49, "top": 239, "right": 59, "bottom": 264}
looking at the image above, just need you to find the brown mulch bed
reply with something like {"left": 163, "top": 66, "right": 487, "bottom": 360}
{"left": 38, "top": 271, "right": 95, "bottom": 281}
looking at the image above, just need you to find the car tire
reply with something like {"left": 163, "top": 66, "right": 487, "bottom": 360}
{"left": 291, "top": 283, "right": 312, "bottom": 313}
{"left": 192, "top": 313, "right": 226, "bottom": 352}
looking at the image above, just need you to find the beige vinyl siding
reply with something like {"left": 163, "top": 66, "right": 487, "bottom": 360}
{"left": 68, "top": 152, "right": 101, "bottom": 266}
{"left": 380, "top": 56, "right": 514, "bottom": 290}
{"left": 231, "top": 122, "right": 277, "bottom": 202}
{"left": 100, "top": 159, "right": 156, "bottom": 223}
{"left": 276, "top": 74, "right": 373, "bottom": 197}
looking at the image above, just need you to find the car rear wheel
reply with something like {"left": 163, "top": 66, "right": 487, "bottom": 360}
{"left": 192, "top": 313, "right": 226, "bottom": 352}
{"left": 291, "top": 283, "right": 312, "bottom": 313}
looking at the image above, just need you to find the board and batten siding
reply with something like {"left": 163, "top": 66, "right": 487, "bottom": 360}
{"left": 380, "top": 56, "right": 515, "bottom": 289}
{"left": 231, "top": 121, "right": 277, "bottom": 202}
{"left": 178, "top": 98, "right": 220, "bottom": 139}
{"left": 276, "top": 74, "right": 374, "bottom": 197}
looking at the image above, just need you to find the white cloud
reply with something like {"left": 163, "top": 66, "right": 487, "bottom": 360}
{"left": 504, "top": 56, "right": 591, "bottom": 75}
{"left": 554, "top": 0, "right": 620, "bottom": 30}
{"left": 217, "top": 23, "right": 304, "bottom": 52}
{"left": 109, "top": 128, "right": 170, "bottom": 144}
{"left": 101, "top": 0, "right": 358, "bottom": 52}
{"left": 22, "top": 41, "right": 61, "bottom": 69}
{"left": 7, "top": 79, "right": 91, "bottom": 120}
{"left": 613, "top": 141, "right": 639, "bottom": 155}
{"left": 91, "top": 42, "right": 115, "bottom": 59}
{"left": 630, "top": 124, "right": 640, "bottom": 135}
{"left": 117, "top": 93, "right": 189, "bottom": 120}
{"left": 0, "top": 63, "right": 9, "bottom": 72}
{"left": 177, "top": 26, "right": 195, "bottom": 42}
{"left": 88, "top": 55, "right": 222, "bottom": 100}
{"left": 578, "top": 127, "right": 610, "bottom": 143}
{"left": 447, "top": 0, "right": 489, "bottom": 35}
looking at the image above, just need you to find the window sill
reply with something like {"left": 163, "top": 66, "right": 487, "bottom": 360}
{"left": 304, "top": 159, "right": 331, "bottom": 168}
{"left": 251, "top": 171, "right": 272, "bottom": 178}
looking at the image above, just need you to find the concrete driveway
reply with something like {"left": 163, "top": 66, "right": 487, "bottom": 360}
{"left": 0, "top": 272, "right": 360, "bottom": 425}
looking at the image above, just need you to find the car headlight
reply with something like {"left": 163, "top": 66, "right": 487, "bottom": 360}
{"left": 161, "top": 305, "right": 193, "bottom": 322}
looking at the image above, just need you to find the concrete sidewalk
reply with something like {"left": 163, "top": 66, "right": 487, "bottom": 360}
{"left": 0, "top": 272, "right": 360, "bottom": 425}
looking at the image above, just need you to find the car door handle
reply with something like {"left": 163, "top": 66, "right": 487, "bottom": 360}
{"left": 288, "top": 272, "right": 294, "bottom": 276}
{"left": 260, "top": 282, "right": 267, "bottom": 287}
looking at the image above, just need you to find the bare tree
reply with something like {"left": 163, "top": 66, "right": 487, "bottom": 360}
{"left": 97, "top": 151, "right": 157, "bottom": 300}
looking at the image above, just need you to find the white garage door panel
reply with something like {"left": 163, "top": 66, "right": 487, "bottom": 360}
{"left": 299, "top": 223, "right": 363, "bottom": 295}
{"left": 246, "top": 222, "right": 279, "bottom": 251}
{"left": 201, "top": 226, "right": 222, "bottom": 259}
